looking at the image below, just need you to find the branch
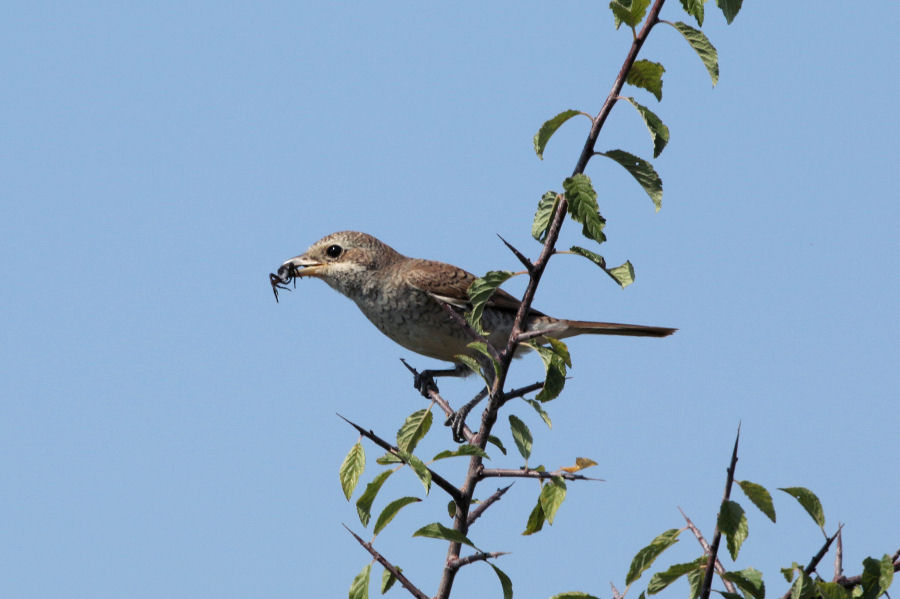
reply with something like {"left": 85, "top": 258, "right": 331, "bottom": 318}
{"left": 699, "top": 426, "right": 741, "bottom": 599}
{"left": 678, "top": 507, "right": 738, "bottom": 595}
{"left": 479, "top": 467, "right": 602, "bottom": 482}
{"left": 499, "top": 380, "right": 545, "bottom": 406}
{"left": 778, "top": 527, "right": 842, "bottom": 599}
{"left": 835, "top": 559, "right": 900, "bottom": 589}
{"left": 467, "top": 483, "right": 514, "bottom": 527}
{"left": 448, "top": 551, "right": 510, "bottom": 572}
{"left": 833, "top": 527, "right": 843, "bottom": 582}
{"left": 337, "top": 414, "right": 463, "bottom": 503}
{"left": 343, "top": 524, "right": 430, "bottom": 599}
{"left": 400, "top": 359, "right": 476, "bottom": 443}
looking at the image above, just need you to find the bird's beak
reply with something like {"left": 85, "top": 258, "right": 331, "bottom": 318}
{"left": 278, "top": 254, "right": 325, "bottom": 281}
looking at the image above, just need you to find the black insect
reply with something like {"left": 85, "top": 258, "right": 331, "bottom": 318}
{"left": 269, "top": 263, "right": 300, "bottom": 303}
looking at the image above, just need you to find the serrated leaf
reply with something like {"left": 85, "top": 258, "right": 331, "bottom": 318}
{"left": 522, "top": 495, "right": 545, "bottom": 535}
{"left": 534, "top": 110, "right": 583, "bottom": 159}
{"left": 467, "top": 341, "right": 502, "bottom": 381}
{"left": 791, "top": 569, "right": 816, "bottom": 599}
{"left": 687, "top": 566, "right": 704, "bottom": 599}
{"left": 533, "top": 191, "right": 561, "bottom": 242}
{"left": 373, "top": 496, "right": 421, "bottom": 535}
{"left": 487, "top": 435, "right": 507, "bottom": 455}
{"left": 716, "top": 0, "right": 742, "bottom": 24}
{"left": 546, "top": 337, "right": 572, "bottom": 367}
{"left": 376, "top": 452, "right": 403, "bottom": 465}
{"left": 717, "top": 499, "right": 748, "bottom": 560}
{"left": 455, "top": 354, "right": 490, "bottom": 387}
{"left": 570, "top": 245, "right": 606, "bottom": 269}
{"left": 669, "top": 21, "right": 719, "bottom": 86}
{"left": 738, "top": 480, "right": 776, "bottom": 522}
{"left": 508, "top": 414, "right": 533, "bottom": 461}
{"left": 397, "top": 450, "right": 432, "bottom": 494}
{"left": 610, "top": 0, "right": 650, "bottom": 29}
{"left": 349, "top": 563, "right": 371, "bottom": 599}
{"left": 679, "top": 0, "right": 705, "bottom": 26}
{"left": 861, "top": 555, "right": 894, "bottom": 599}
{"left": 606, "top": 260, "right": 635, "bottom": 288}
{"left": 356, "top": 469, "right": 393, "bottom": 527}
{"left": 600, "top": 149, "right": 663, "bottom": 210}
{"left": 816, "top": 581, "right": 851, "bottom": 599}
{"left": 779, "top": 487, "right": 825, "bottom": 528}
{"left": 490, "top": 564, "right": 514, "bottom": 599}
{"left": 648, "top": 557, "right": 706, "bottom": 594}
{"left": 560, "top": 457, "right": 598, "bottom": 473}
{"left": 396, "top": 408, "right": 432, "bottom": 454}
{"left": 413, "top": 522, "right": 476, "bottom": 548}
{"left": 781, "top": 563, "right": 802, "bottom": 583}
{"left": 563, "top": 174, "right": 606, "bottom": 245}
{"left": 525, "top": 399, "right": 552, "bottom": 428}
{"left": 551, "top": 593, "right": 601, "bottom": 599}
{"left": 467, "top": 270, "right": 515, "bottom": 334}
{"left": 624, "top": 97, "right": 669, "bottom": 157}
{"left": 627, "top": 60, "right": 665, "bottom": 101}
{"left": 526, "top": 341, "right": 567, "bottom": 402}
{"left": 626, "top": 528, "right": 682, "bottom": 585}
{"left": 723, "top": 568, "right": 765, "bottom": 599}
{"left": 540, "top": 476, "right": 567, "bottom": 524}
{"left": 340, "top": 442, "right": 366, "bottom": 501}
{"left": 381, "top": 566, "right": 401, "bottom": 594}
{"left": 433, "top": 444, "right": 490, "bottom": 460}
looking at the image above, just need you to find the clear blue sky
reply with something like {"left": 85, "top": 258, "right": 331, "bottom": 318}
{"left": 3, "top": 3, "right": 898, "bottom": 598}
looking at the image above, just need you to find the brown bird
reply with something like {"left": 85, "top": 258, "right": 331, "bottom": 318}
{"left": 271, "top": 231, "right": 675, "bottom": 437}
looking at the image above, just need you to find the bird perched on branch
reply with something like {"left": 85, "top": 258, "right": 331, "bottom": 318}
{"left": 270, "top": 230, "right": 674, "bottom": 370}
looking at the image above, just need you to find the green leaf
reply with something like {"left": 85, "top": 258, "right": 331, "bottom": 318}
{"left": 626, "top": 59, "right": 665, "bottom": 101}
{"left": 738, "top": 480, "right": 776, "bottom": 522}
{"left": 490, "top": 564, "right": 514, "bottom": 599}
{"left": 526, "top": 341, "right": 567, "bottom": 402}
{"left": 550, "top": 593, "right": 601, "bottom": 599}
{"left": 606, "top": 260, "right": 636, "bottom": 288}
{"left": 669, "top": 21, "right": 719, "bottom": 86}
{"left": 723, "top": 568, "right": 765, "bottom": 599}
{"left": 356, "top": 469, "right": 393, "bottom": 527}
{"left": 508, "top": 414, "right": 533, "bottom": 461}
{"left": 525, "top": 399, "right": 552, "bottom": 428}
{"left": 375, "top": 452, "right": 403, "bottom": 465}
{"left": 522, "top": 495, "right": 545, "bottom": 535}
{"left": 610, "top": 0, "right": 650, "bottom": 29}
{"left": 540, "top": 476, "right": 567, "bottom": 524}
{"left": 381, "top": 566, "right": 401, "bottom": 594}
{"left": 396, "top": 408, "right": 432, "bottom": 454}
{"left": 716, "top": 0, "right": 742, "bottom": 24}
{"left": 563, "top": 174, "right": 606, "bottom": 244}
{"left": 779, "top": 487, "right": 825, "bottom": 528}
{"left": 433, "top": 444, "right": 490, "bottom": 461}
{"left": 781, "top": 563, "right": 801, "bottom": 583}
{"left": 546, "top": 337, "right": 572, "bottom": 367}
{"left": 623, "top": 97, "right": 669, "bottom": 157}
{"left": 790, "top": 569, "right": 816, "bottom": 599}
{"left": 679, "top": 0, "right": 705, "bottom": 26}
{"left": 861, "top": 555, "right": 894, "bottom": 599}
{"left": 373, "top": 496, "right": 421, "bottom": 535}
{"left": 714, "top": 593, "right": 743, "bottom": 599}
{"left": 398, "top": 450, "right": 432, "bottom": 494}
{"left": 467, "top": 341, "right": 502, "bottom": 381}
{"left": 467, "top": 270, "right": 515, "bottom": 333}
{"left": 717, "top": 499, "right": 748, "bottom": 560}
{"left": 600, "top": 149, "right": 663, "bottom": 210}
{"left": 340, "top": 442, "right": 366, "bottom": 501}
{"left": 534, "top": 110, "right": 584, "bottom": 159}
{"left": 349, "top": 563, "right": 371, "bottom": 599}
{"left": 816, "top": 581, "right": 851, "bottom": 599}
{"left": 687, "top": 565, "right": 704, "bottom": 599}
{"left": 487, "top": 435, "right": 507, "bottom": 455}
{"left": 626, "top": 528, "right": 682, "bottom": 585}
{"left": 455, "top": 354, "right": 490, "bottom": 387}
{"left": 413, "top": 522, "right": 476, "bottom": 548}
{"left": 533, "top": 191, "right": 561, "bottom": 242}
{"left": 648, "top": 557, "right": 706, "bottom": 594}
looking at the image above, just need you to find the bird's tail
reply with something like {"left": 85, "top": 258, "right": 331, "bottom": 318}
{"left": 557, "top": 319, "right": 677, "bottom": 338}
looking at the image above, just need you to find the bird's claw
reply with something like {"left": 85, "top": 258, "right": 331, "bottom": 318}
{"left": 445, "top": 408, "right": 470, "bottom": 444}
{"left": 413, "top": 372, "right": 439, "bottom": 398}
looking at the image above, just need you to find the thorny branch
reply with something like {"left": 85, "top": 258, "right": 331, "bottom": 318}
{"left": 678, "top": 507, "right": 738, "bottom": 595}
{"left": 343, "top": 524, "right": 429, "bottom": 599}
{"left": 699, "top": 427, "right": 740, "bottom": 599}
{"left": 778, "top": 527, "right": 842, "bottom": 599}
{"left": 467, "top": 484, "right": 514, "bottom": 527}
{"left": 478, "top": 467, "right": 602, "bottom": 482}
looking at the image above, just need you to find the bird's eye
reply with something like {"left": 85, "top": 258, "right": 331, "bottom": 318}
{"left": 325, "top": 244, "right": 343, "bottom": 259}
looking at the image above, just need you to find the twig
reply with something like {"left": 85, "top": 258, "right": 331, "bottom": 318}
{"left": 835, "top": 559, "right": 900, "bottom": 589}
{"left": 678, "top": 507, "right": 738, "bottom": 595}
{"left": 400, "top": 359, "right": 476, "bottom": 444}
{"left": 611, "top": 582, "right": 624, "bottom": 599}
{"left": 337, "top": 414, "right": 463, "bottom": 503}
{"left": 699, "top": 426, "right": 741, "bottom": 599}
{"left": 343, "top": 524, "right": 429, "bottom": 599}
{"left": 467, "top": 484, "right": 514, "bottom": 527}
{"left": 833, "top": 527, "right": 843, "bottom": 582}
{"left": 499, "top": 380, "right": 545, "bottom": 406}
{"left": 478, "top": 467, "right": 602, "bottom": 482}
{"left": 497, "top": 234, "right": 534, "bottom": 273}
{"left": 448, "top": 551, "right": 509, "bottom": 571}
{"left": 778, "top": 526, "right": 842, "bottom": 599}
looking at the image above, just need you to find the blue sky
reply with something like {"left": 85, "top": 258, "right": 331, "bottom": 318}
{"left": 2, "top": 2, "right": 898, "bottom": 598}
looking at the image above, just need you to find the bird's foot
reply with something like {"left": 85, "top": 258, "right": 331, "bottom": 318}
{"left": 414, "top": 371, "right": 440, "bottom": 398}
{"left": 444, "top": 388, "right": 488, "bottom": 443}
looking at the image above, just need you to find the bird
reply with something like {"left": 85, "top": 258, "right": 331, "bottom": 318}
{"left": 270, "top": 231, "right": 675, "bottom": 438}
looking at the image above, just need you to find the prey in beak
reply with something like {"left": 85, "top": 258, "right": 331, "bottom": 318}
{"left": 268, "top": 255, "right": 322, "bottom": 302}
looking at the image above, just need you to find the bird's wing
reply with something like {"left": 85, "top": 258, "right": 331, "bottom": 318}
{"left": 404, "top": 259, "right": 544, "bottom": 315}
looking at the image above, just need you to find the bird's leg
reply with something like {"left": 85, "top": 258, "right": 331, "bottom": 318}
{"left": 446, "top": 387, "right": 488, "bottom": 443}
{"left": 401, "top": 360, "right": 469, "bottom": 398}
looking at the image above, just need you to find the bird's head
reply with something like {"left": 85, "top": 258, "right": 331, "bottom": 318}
{"left": 271, "top": 231, "right": 402, "bottom": 300}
